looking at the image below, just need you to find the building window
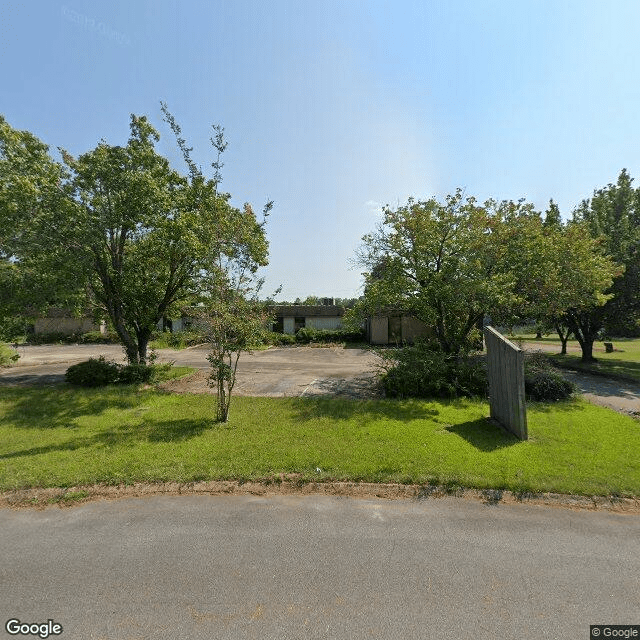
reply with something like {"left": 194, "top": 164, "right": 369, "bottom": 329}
{"left": 294, "top": 317, "right": 306, "bottom": 332}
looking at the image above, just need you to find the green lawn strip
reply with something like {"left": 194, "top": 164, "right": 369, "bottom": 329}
{"left": 152, "top": 366, "right": 195, "bottom": 382}
{"left": 508, "top": 334, "right": 640, "bottom": 383}
{"left": 0, "top": 388, "right": 638, "bottom": 497}
{"left": 547, "top": 354, "right": 640, "bottom": 384}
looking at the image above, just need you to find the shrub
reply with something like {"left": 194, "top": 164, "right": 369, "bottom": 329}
{"left": 0, "top": 342, "right": 20, "bottom": 367}
{"left": 524, "top": 352, "right": 576, "bottom": 401}
{"left": 78, "top": 331, "right": 118, "bottom": 344}
{"left": 150, "top": 330, "right": 204, "bottom": 349}
{"left": 294, "top": 327, "right": 366, "bottom": 344}
{"left": 0, "top": 317, "right": 30, "bottom": 342}
{"left": 27, "top": 330, "right": 118, "bottom": 345}
{"left": 380, "top": 341, "right": 487, "bottom": 399}
{"left": 267, "top": 333, "right": 296, "bottom": 346}
{"left": 65, "top": 356, "right": 121, "bottom": 386}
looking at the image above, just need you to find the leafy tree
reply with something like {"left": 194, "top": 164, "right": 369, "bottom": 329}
{"left": 351, "top": 190, "right": 618, "bottom": 359}
{"left": 351, "top": 190, "right": 543, "bottom": 354}
{"left": 540, "top": 221, "right": 619, "bottom": 360}
{"left": 0, "top": 110, "right": 270, "bottom": 364}
{"left": 574, "top": 169, "right": 640, "bottom": 338}
{"left": 202, "top": 277, "right": 273, "bottom": 422}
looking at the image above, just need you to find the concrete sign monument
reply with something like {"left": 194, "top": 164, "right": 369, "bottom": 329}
{"left": 484, "top": 326, "right": 528, "bottom": 440}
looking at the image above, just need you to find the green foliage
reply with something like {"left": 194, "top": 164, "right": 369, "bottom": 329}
{"left": 0, "top": 315, "right": 30, "bottom": 342}
{"left": 5, "top": 388, "right": 638, "bottom": 497}
{"left": 523, "top": 353, "right": 576, "bottom": 401}
{"left": 573, "top": 169, "right": 640, "bottom": 339}
{"left": 26, "top": 330, "right": 118, "bottom": 345}
{"left": 380, "top": 341, "right": 487, "bottom": 399}
{"left": 65, "top": 357, "right": 121, "bottom": 386}
{"left": 202, "top": 278, "right": 274, "bottom": 422}
{"left": 294, "top": 327, "right": 366, "bottom": 344}
{"left": 150, "top": 330, "right": 204, "bottom": 349}
{"left": 0, "top": 109, "right": 270, "bottom": 366}
{"left": 0, "top": 342, "right": 19, "bottom": 366}
{"left": 65, "top": 356, "right": 174, "bottom": 387}
{"left": 266, "top": 333, "right": 296, "bottom": 346}
{"left": 353, "top": 190, "right": 618, "bottom": 358}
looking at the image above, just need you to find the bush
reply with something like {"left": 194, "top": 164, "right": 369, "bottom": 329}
{"left": 150, "top": 330, "right": 204, "bottom": 349}
{"left": 524, "top": 352, "right": 576, "bottom": 401}
{"left": 0, "top": 317, "right": 31, "bottom": 342}
{"left": 65, "top": 357, "right": 174, "bottom": 387}
{"left": 0, "top": 342, "right": 20, "bottom": 367}
{"left": 78, "top": 331, "right": 118, "bottom": 344}
{"left": 27, "top": 330, "right": 118, "bottom": 345}
{"left": 294, "top": 327, "right": 366, "bottom": 344}
{"left": 380, "top": 341, "right": 487, "bottom": 399}
{"left": 267, "top": 333, "right": 296, "bottom": 346}
{"left": 65, "top": 356, "right": 121, "bottom": 386}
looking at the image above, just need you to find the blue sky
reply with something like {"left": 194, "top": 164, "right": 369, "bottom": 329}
{"left": 2, "top": 1, "right": 640, "bottom": 300}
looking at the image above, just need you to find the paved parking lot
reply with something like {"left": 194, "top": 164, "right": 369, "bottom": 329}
{"left": 0, "top": 344, "right": 383, "bottom": 398}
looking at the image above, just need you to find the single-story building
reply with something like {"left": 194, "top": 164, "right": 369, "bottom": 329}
{"left": 271, "top": 304, "right": 345, "bottom": 335}
{"left": 33, "top": 308, "right": 106, "bottom": 336}
{"left": 366, "top": 314, "right": 433, "bottom": 345}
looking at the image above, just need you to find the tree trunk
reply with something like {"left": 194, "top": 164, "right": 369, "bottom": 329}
{"left": 565, "top": 312, "right": 598, "bottom": 364}
{"left": 554, "top": 323, "right": 570, "bottom": 355}
{"left": 112, "top": 317, "right": 139, "bottom": 364}
{"left": 136, "top": 328, "right": 153, "bottom": 365}
{"left": 579, "top": 340, "right": 596, "bottom": 363}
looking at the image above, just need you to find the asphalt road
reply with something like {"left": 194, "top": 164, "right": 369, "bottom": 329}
{"left": 1, "top": 495, "right": 638, "bottom": 640}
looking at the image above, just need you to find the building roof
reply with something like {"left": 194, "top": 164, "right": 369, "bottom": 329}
{"left": 271, "top": 305, "right": 345, "bottom": 317}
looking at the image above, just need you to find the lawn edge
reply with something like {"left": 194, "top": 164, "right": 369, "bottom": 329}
{"left": 549, "top": 357, "right": 640, "bottom": 384}
{"left": 2, "top": 480, "right": 639, "bottom": 514}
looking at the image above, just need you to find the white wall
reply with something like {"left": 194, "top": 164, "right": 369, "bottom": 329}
{"left": 305, "top": 317, "right": 343, "bottom": 330}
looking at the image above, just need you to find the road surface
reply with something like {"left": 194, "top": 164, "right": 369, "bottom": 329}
{"left": 1, "top": 494, "right": 638, "bottom": 640}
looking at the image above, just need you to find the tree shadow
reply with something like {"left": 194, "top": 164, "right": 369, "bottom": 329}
{"left": 1, "top": 386, "right": 140, "bottom": 429}
{"left": 144, "top": 418, "right": 210, "bottom": 442}
{"left": 0, "top": 418, "right": 213, "bottom": 461}
{"left": 289, "top": 396, "right": 441, "bottom": 423}
{"left": 526, "top": 398, "right": 587, "bottom": 413}
{"left": 445, "top": 418, "right": 520, "bottom": 451}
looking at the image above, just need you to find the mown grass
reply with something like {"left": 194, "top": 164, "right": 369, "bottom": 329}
{"left": 0, "top": 386, "right": 638, "bottom": 497}
{"left": 510, "top": 334, "right": 640, "bottom": 382}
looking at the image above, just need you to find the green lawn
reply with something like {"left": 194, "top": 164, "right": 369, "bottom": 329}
{"left": 1, "top": 386, "right": 638, "bottom": 497}
{"left": 509, "top": 334, "right": 640, "bottom": 382}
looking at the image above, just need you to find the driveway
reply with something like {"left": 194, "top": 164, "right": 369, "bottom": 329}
{"left": 1, "top": 494, "right": 638, "bottom": 640}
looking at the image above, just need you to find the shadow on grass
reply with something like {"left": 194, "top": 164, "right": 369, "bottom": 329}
{"left": 445, "top": 419, "right": 520, "bottom": 452}
{"left": 526, "top": 398, "right": 587, "bottom": 413}
{"left": 0, "top": 386, "right": 140, "bottom": 429}
{"left": 289, "top": 396, "right": 441, "bottom": 423}
{"left": 0, "top": 418, "right": 212, "bottom": 460}
{"left": 549, "top": 354, "right": 640, "bottom": 383}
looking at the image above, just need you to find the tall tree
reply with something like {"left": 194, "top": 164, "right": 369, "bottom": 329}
{"left": 574, "top": 168, "right": 640, "bottom": 339}
{"left": 351, "top": 190, "right": 619, "bottom": 359}
{"left": 351, "top": 191, "right": 539, "bottom": 354}
{"left": 0, "top": 111, "right": 270, "bottom": 364}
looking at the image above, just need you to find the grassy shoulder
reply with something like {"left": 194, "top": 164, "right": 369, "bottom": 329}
{"left": 0, "top": 387, "right": 637, "bottom": 497}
